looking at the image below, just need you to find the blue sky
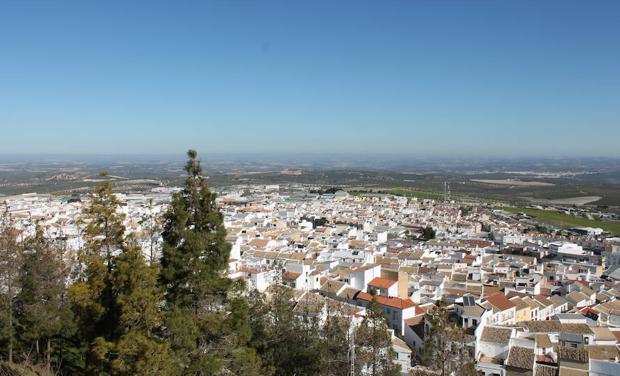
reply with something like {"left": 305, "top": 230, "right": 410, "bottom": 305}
{"left": 1, "top": 1, "right": 619, "bottom": 157}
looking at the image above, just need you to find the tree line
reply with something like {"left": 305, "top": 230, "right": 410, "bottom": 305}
{"left": 0, "top": 150, "right": 402, "bottom": 376}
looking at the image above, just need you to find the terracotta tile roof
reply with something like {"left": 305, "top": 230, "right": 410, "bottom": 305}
{"left": 558, "top": 346, "right": 588, "bottom": 363}
{"left": 482, "top": 286, "right": 501, "bottom": 297}
{"left": 391, "top": 336, "right": 410, "bottom": 351}
{"left": 480, "top": 326, "right": 512, "bottom": 344}
{"left": 535, "top": 364, "right": 557, "bottom": 376}
{"left": 405, "top": 316, "right": 424, "bottom": 327}
{"left": 484, "top": 292, "right": 516, "bottom": 311}
{"left": 533, "top": 295, "right": 554, "bottom": 307}
{"left": 566, "top": 291, "right": 589, "bottom": 303}
{"left": 536, "top": 334, "right": 553, "bottom": 349}
{"left": 509, "top": 297, "right": 529, "bottom": 310}
{"left": 355, "top": 291, "right": 416, "bottom": 309}
{"left": 249, "top": 238, "right": 270, "bottom": 248}
{"left": 319, "top": 279, "right": 345, "bottom": 295}
{"left": 539, "top": 288, "right": 552, "bottom": 297}
{"left": 368, "top": 277, "right": 397, "bottom": 289}
{"left": 585, "top": 345, "right": 620, "bottom": 360}
{"left": 523, "top": 320, "right": 563, "bottom": 333}
{"left": 462, "top": 305, "right": 484, "bottom": 317}
{"left": 557, "top": 369, "right": 587, "bottom": 376}
{"left": 549, "top": 295, "right": 568, "bottom": 307}
{"left": 579, "top": 306, "right": 598, "bottom": 316}
{"left": 460, "top": 239, "right": 493, "bottom": 248}
{"left": 536, "top": 354, "right": 555, "bottom": 364}
{"left": 561, "top": 323, "right": 593, "bottom": 335}
{"left": 506, "top": 346, "right": 534, "bottom": 370}
{"left": 283, "top": 271, "right": 301, "bottom": 281}
{"left": 338, "top": 287, "right": 360, "bottom": 300}
{"left": 351, "top": 264, "right": 378, "bottom": 273}
{"left": 522, "top": 296, "right": 544, "bottom": 310}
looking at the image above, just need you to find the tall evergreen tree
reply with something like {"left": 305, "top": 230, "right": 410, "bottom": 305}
{"left": 160, "top": 150, "right": 230, "bottom": 309}
{"left": 82, "top": 172, "right": 126, "bottom": 274}
{"left": 93, "top": 239, "right": 175, "bottom": 375}
{"left": 16, "top": 228, "right": 73, "bottom": 374}
{"left": 0, "top": 205, "right": 21, "bottom": 365}
{"left": 68, "top": 174, "right": 126, "bottom": 372}
{"left": 247, "top": 286, "right": 324, "bottom": 376}
{"left": 67, "top": 176, "right": 181, "bottom": 375}
{"left": 159, "top": 150, "right": 261, "bottom": 374}
{"left": 246, "top": 290, "right": 276, "bottom": 376}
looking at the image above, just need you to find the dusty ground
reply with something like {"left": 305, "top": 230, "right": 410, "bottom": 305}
{"left": 548, "top": 196, "right": 602, "bottom": 206}
{"left": 470, "top": 179, "right": 555, "bottom": 187}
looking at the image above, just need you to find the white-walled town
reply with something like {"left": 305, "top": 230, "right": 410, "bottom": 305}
{"left": 3, "top": 184, "right": 620, "bottom": 376}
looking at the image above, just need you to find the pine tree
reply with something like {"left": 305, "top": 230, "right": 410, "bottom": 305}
{"left": 421, "top": 226, "right": 436, "bottom": 240}
{"left": 68, "top": 174, "right": 126, "bottom": 372}
{"left": 247, "top": 286, "right": 323, "bottom": 376}
{"left": 66, "top": 176, "right": 182, "bottom": 375}
{"left": 355, "top": 295, "right": 400, "bottom": 376}
{"left": 16, "top": 228, "right": 73, "bottom": 374}
{"left": 82, "top": 172, "right": 126, "bottom": 275}
{"left": 246, "top": 290, "right": 276, "bottom": 376}
{"left": 0, "top": 204, "right": 21, "bottom": 365}
{"left": 160, "top": 150, "right": 231, "bottom": 309}
{"left": 292, "top": 295, "right": 324, "bottom": 376}
{"left": 93, "top": 240, "right": 175, "bottom": 375}
{"left": 159, "top": 150, "right": 261, "bottom": 374}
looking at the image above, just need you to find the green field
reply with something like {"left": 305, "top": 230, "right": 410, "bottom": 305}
{"left": 503, "top": 207, "right": 620, "bottom": 235}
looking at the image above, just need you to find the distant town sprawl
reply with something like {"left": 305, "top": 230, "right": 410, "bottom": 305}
{"left": 3, "top": 184, "right": 620, "bottom": 375}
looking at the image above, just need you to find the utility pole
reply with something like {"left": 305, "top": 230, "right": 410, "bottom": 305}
{"left": 350, "top": 323, "right": 355, "bottom": 376}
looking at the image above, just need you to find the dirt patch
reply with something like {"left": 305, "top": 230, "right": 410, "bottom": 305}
{"left": 548, "top": 196, "right": 602, "bottom": 206}
{"left": 470, "top": 179, "right": 555, "bottom": 187}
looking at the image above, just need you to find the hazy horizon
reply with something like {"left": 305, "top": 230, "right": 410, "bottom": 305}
{"left": 1, "top": 152, "right": 619, "bottom": 170}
